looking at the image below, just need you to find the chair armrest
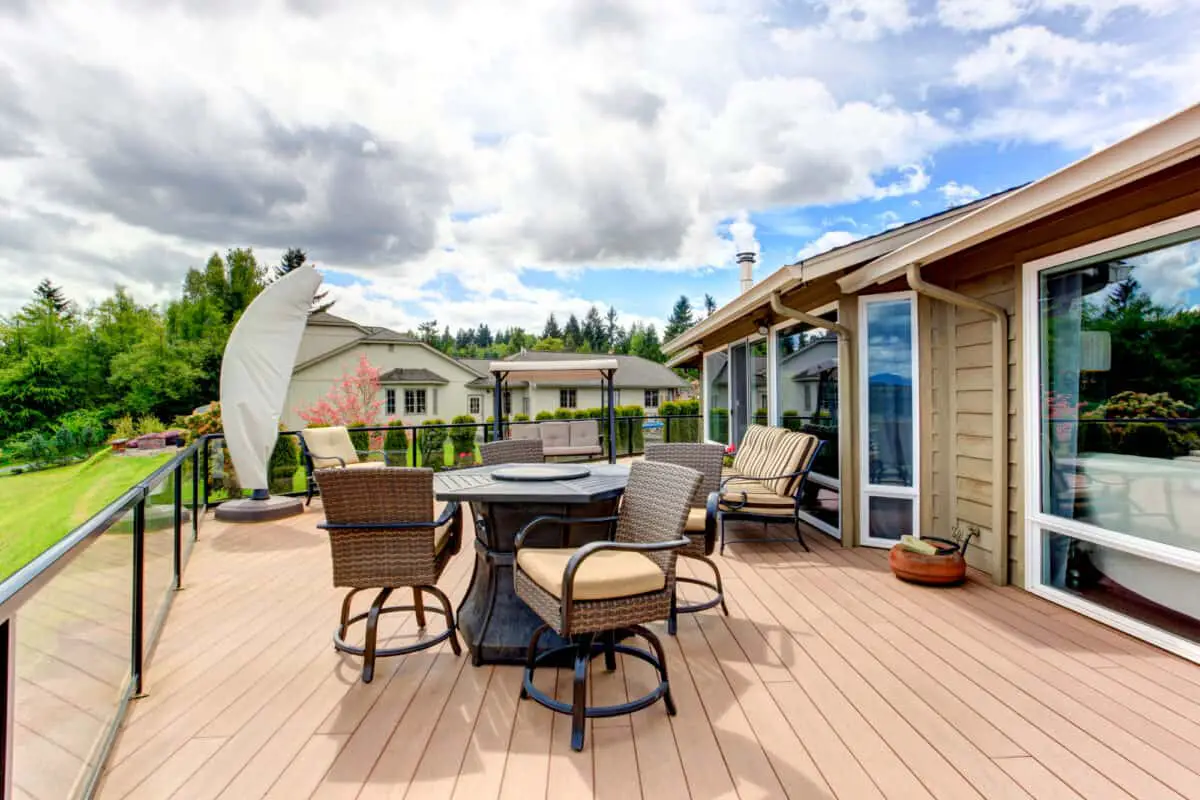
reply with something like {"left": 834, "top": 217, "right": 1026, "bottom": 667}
{"left": 309, "top": 450, "right": 347, "bottom": 468}
{"left": 362, "top": 448, "right": 389, "bottom": 465}
{"left": 719, "top": 468, "right": 810, "bottom": 489}
{"left": 561, "top": 537, "right": 690, "bottom": 608}
{"left": 513, "top": 514, "right": 620, "bottom": 551}
{"left": 704, "top": 491, "right": 720, "bottom": 550}
{"left": 434, "top": 500, "right": 461, "bottom": 528}
{"left": 318, "top": 521, "right": 437, "bottom": 531}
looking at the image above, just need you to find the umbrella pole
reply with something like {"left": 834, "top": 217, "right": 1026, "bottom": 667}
{"left": 606, "top": 370, "right": 616, "bottom": 464}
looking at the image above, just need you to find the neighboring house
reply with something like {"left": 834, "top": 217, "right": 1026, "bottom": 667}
{"left": 288, "top": 313, "right": 688, "bottom": 428}
{"left": 286, "top": 312, "right": 484, "bottom": 428}
{"left": 664, "top": 103, "right": 1200, "bottom": 664}
{"left": 461, "top": 351, "right": 688, "bottom": 420}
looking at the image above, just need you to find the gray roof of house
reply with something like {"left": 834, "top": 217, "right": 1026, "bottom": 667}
{"left": 307, "top": 311, "right": 362, "bottom": 328}
{"left": 379, "top": 368, "right": 449, "bottom": 385}
{"left": 462, "top": 351, "right": 686, "bottom": 390}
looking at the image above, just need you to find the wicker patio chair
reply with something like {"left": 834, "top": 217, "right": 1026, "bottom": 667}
{"left": 480, "top": 437, "right": 545, "bottom": 466}
{"left": 513, "top": 460, "right": 700, "bottom": 751}
{"left": 314, "top": 467, "right": 463, "bottom": 683}
{"left": 645, "top": 443, "right": 727, "bottom": 635}
{"left": 299, "top": 426, "right": 389, "bottom": 505}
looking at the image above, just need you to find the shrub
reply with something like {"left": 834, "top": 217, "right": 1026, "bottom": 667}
{"left": 1116, "top": 423, "right": 1174, "bottom": 460}
{"left": 513, "top": 413, "right": 530, "bottom": 421}
{"left": 535, "top": 410, "right": 555, "bottom": 421}
{"left": 553, "top": 408, "right": 575, "bottom": 420}
{"left": 268, "top": 432, "right": 300, "bottom": 493}
{"left": 753, "top": 407, "right": 769, "bottom": 425}
{"left": 137, "top": 414, "right": 166, "bottom": 435}
{"left": 614, "top": 405, "right": 645, "bottom": 453}
{"left": 111, "top": 414, "right": 137, "bottom": 441}
{"left": 449, "top": 415, "right": 477, "bottom": 455}
{"left": 419, "top": 419, "right": 448, "bottom": 469}
{"left": 384, "top": 419, "right": 409, "bottom": 463}
{"left": 346, "top": 422, "right": 370, "bottom": 454}
{"left": 57, "top": 409, "right": 105, "bottom": 455}
{"left": 660, "top": 399, "right": 701, "bottom": 443}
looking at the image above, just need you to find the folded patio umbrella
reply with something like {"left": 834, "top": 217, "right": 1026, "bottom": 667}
{"left": 219, "top": 265, "right": 323, "bottom": 493}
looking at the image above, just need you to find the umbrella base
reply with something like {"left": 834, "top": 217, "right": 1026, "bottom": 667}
{"left": 214, "top": 495, "right": 304, "bottom": 523}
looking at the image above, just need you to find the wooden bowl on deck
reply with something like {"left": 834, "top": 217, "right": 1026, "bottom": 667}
{"left": 889, "top": 539, "right": 966, "bottom": 586}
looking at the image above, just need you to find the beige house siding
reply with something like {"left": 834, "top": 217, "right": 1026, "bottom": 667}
{"left": 294, "top": 324, "right": 362, "bottom": 366}
{"left": 286, "top": 341, "right": 480, "bottom": 428}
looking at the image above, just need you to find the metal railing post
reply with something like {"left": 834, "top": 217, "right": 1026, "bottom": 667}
{"left": 201, "top": 438, "right": 210, "bottom": 509}
{"left": 131, "top": 494, "right": 146, "bottom": 698}
{"left": 1, "top": 617, "right": 12, "bottom": 800}
{"left": 412, "top": 427, "right": 420, "bottom": 467}
{"left": 172, "top": 463, "right": 183, "bottom": 591}
{"left": 191, "top": 446, "right": 199, "bottom": 541}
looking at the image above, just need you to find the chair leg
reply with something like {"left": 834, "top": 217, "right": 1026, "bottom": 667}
{"left": 719, "top": 516, "right": 727, "bottom": 555}
{"left": 337, "top": 589, "right": 362, "bottom": 645}
{"left": 521, "top": 624, "right": 550, "bottom": 700}
{"left": 668, "top": 588, "right": 679, "bottom": 636}
{"left": 413, "top": 587, "right": 427, "bottom": 629}
{"left": 794, "top": 516, "right": 810, "bottom": 552}
{"left": 362, "top": 588, "right": 393, "bottom": 684}
{"left": 702, "top": 555, "right": 729, "bottom": 617}
{"left": 639, "top": 625, "right": 676, "bottom": 716}
{"left": 571, "top": 635, "right": 593, "bottom": 752}
{"left": 424, "top": 585, "right": 462, "bottom": 656}
{"left": 603, "top": 631, "right": 617, "bottom": 672}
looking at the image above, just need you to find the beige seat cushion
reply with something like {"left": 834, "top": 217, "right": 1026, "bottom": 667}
{"left": 685, "top": 507, "right": 710, "bottom": 532}
{"left": 345, "top": 461, "right": 385, "bottom": 470}
{"left": 760, "top": 432, "right": 819, "bottom": 496}
{"left": 540, "top": 422, "right": 571, "bottom": 449}
{"left": 512, "top": 425, "right": 541, "bottom": 441}
{"left": 302, "top": 427, "right": 359, "bottom": 468}
{"left": 569, "top": 419, "right": 599, "bottom": 446}
{"left": 517, "top": 547, "right": 665, "bottom": 600}
{"left": 732, "top": 425, "right": 786, "bottom": 478}
{"left": 720, "top": 478, "right": 794, "bottom": 507}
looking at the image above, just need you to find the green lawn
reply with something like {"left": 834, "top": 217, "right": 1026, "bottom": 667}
{"left": 0, "top": 449, "right": 174, "bottom": 581}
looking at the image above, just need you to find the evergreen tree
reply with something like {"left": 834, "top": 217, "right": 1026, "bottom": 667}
{"left": 664, "top": 295, "right": 695, "bottom": 341}
{"left": 440, "top": 325, "right": 454, "bottom": 352}
{"left": 563, "top": 313, "right": 582, "bottom": 351}
{"left": 605, "top": 306, "right": 619, "bottom": 351}
{"left": 582, "top": 305, "right": 606, "bottom": 352}
{"left": 34, "top": 279, "right": 71, "bottom": 315}
{"left": 417, "top": 320, "right": 439, "bottom": 345}
{"left": 477, "top": 323, "right": 493, "bottom": 348}
{"left": 272, "top": 247, "right": 334, "bottom": 312}
{"left": 542, "top": 313, "right": 562, "bottom": 339}
{"left": 704, "top": 294, "right": 717, "bottom": 317}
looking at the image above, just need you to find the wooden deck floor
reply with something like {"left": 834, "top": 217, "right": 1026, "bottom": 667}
{"left": 89, "top": 504, "right": 1200, "bottom": 800}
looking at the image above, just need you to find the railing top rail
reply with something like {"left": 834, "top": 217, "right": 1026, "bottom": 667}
{"left": 198, "top": 414, "right": 704, "bottom": 439}
{"left": 0, "top": 440, "right": 199, "bottom": 621}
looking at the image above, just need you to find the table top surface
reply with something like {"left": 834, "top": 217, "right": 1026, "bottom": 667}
{"left": 434, "top": 462, "right": 630, "bottom": 503}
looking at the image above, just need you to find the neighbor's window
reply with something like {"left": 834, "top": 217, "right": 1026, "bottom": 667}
{"left": 644, "top": 389, "right": 659, "bottom": 408}
{"left": 469, "top": 396, "right": 481, "bottom": 415}
{"left": 385, "top": 389, "right": 396, "bottom": 415}
{"left": 1038, "top": 232, "right": 1200, "bottom": 562}
{"left": 560, "top": 388, "right": 577, "bottom": 409}
{"left": 404, "top": 389, "right": 427, "bottom": 415}
{"left": 503, "top": 389, "right": 513, "bottom": 415}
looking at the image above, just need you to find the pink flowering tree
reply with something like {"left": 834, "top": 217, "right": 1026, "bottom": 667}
{"left": 297, "top": 355, "right": 384, "bottom": 438}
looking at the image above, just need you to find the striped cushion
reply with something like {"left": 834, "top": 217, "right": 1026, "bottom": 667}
{"left": 762, "top": 432, "right": 819, "bottom": 497}
{"left": 732, "top": 425, "right": 785, "bottom": 477}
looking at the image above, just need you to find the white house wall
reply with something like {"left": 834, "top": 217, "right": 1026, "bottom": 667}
{"left": 293, "top": 325, "right": 363, "bottom": 367}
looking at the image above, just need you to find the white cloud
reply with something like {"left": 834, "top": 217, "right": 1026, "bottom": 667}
{"left": 936, "top": 0, "right": 1031, "bottom": 31}
{"left": 820, "top": 0, "right": 916, "bottom": 41}
{"left": 936, "top": 0, "right": 1182, "bottom": 32}
{"left": 953, "top": 25, "right": 1125, "bottom": 99}
{"left": 795, "top": 230, "right": 863, "bottom": 261}
{"left": 938, "top": 180, "right": 982, "bottom": 206}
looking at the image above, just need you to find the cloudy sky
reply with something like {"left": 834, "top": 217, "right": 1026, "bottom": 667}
{"left": 1, "top": 0, "right": 1197, "bottom": 333}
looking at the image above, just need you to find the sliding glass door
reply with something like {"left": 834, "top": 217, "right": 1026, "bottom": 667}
{"left": 859, "top": 294, "right": 919, "bottom": 547}
{"left": 775, "top": 309, "right": 841, "bottom": 538}
{"left": 1025, "top": 214, "right": 1200, "bottom": 660}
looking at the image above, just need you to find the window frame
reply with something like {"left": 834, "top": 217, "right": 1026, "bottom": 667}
{"left": 404, "top": 388, "right": 427, "bottom": 415}
{"left": 469, "top": 395, "right": 481, "bottom": 415}
{"left": 385, "top": 388, "right": 396, "bottom": 416}
{"left": 644, "top": 389, "right": 659, "bottom": 408}
{"left": 559, "top": 388, "right": 577, "bottom": 409}
{"left": 1021, "top": 208, "right": 1200, "bottom": 663}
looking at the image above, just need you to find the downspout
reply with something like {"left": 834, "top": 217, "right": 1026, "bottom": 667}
{"left": 905, "top": 263, "right": 1009, "bottom": 586}
{"left": 769, "top": 292, "right": 852, "bottom": 339}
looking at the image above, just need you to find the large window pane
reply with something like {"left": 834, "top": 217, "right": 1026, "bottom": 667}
{"left": 1039, "top": 233, "right": 1200, "bottom": 552}
{"left": 866, "top": 299, "right": 915, "bottom": 487}
{"left": 868, "top": 496, "right": 913, "bottom": 541}
{"left": 751, "top": 340, "right": 768, "bottom": 427}
{"left": 705, "top": 351, "right": 729, "bottom": 443}
{"left": 1041, "top": 530, "right": 1200, "bottom": 645}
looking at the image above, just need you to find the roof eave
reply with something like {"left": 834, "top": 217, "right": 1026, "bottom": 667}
{"left": 839, "top": 104, "right": 1200, "bottom": 293}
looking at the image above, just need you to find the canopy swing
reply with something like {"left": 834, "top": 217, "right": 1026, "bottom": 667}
{"left": 488, "top": 359, "right": 620, "bottom": 464}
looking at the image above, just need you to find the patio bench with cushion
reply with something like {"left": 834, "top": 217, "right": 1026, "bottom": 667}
{"left": 509, "top": 420, "right": 603, "bottom": 458}
{"left": 299, "top": 426, "right": 389, "bottom": 505}
{"left": 717, "top": 424, "right": 822, "bottom": 552}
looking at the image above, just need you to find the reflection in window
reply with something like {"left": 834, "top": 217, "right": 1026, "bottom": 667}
{"left": 1042, "top": 530, "right": 1200, "bottom": 645}
{"left": 866, "top": 299, "right": 914, "bottom": 488}
{"left": 776, "top": 314, "right": 840, "bottom": 532}
{"left": 705, "top": 351, "right": 729, "bottom": 443}
{"left": 1039, "top": 233, "right": 1200, "bottom": 553}
{"left": 751, "top": 340, "right": 768, "bottom": 426}
{"left": 868, "top": 496, "right": 913, "bottom": 541}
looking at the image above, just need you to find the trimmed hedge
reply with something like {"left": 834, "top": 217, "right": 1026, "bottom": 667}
{"left": 449, "top": 415, "right": 477, "bottom": 456}
{"left": 384, "top": 419, "right": 409, "bottom": 463}
{"left": 535, "top": 411, "right": 555, "bottom": 421}
{"left": 347, "top": 422, "right": 369, "bottom": 453}
{"left": 660, "top": 398, "right": 701, "bottom": 443}
{"left": 418, "top": 419, "right": 447, "bottom": 468}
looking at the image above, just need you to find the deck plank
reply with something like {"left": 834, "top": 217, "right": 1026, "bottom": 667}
{"left": 71, "top": 509, "right": 1200, "bottom": 800}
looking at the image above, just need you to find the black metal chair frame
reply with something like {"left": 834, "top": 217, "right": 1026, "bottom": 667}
{"left": 717, "top": 440, "right": 825, "bottom": 554}
{"left": 317, "top": 503, "right": 463, "bottom": 682}
{"left": 668, "top": 490, "right": 727, "bottom": 635}
{"left": 299, "top": 433, "right": 390, "bottom": 506}
{"left": 514, "top": 514, "right": 688, "bottom": 751}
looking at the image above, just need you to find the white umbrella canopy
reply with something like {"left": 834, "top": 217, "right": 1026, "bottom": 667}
{"left": 219, "top": 265, "right": 323, "bottom": 492}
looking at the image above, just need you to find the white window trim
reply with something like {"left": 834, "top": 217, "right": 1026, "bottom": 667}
{"left": 1021, "top": 208, "right": 1200, "bottom": 664}
{"left": 858, "top": 292, "right": 920, "bottom": 547}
